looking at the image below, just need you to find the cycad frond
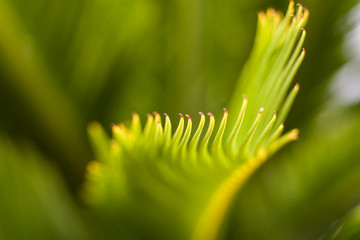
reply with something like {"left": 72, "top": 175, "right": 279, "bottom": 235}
{"left": 227, "top": 1, "right": 308, "bottom": 145}
{"left": 84, "top": 2, "right": 308, "bottom": 240}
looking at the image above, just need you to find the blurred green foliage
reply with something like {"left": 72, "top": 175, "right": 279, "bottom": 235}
{"left": 0, "top": 136, "right": 88, "bottom": 240}
{"left": 322, "top": 200, "right": 360, "bottom": 239}
{"left": 0, "top": 0, "right": 359, "bottom": 239}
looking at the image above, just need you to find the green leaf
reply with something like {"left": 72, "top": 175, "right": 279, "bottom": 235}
{"left": 83, "top": 2, "right": 308, "bottom": 240}
{"left": 0, "top": 135, "right": 88, "bottom": 240}
{"left": 322, "top": 204, "right": 360, "bottom": 240}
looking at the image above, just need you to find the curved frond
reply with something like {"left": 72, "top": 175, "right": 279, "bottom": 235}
{"left": 84, "top": 2, "right": 308, "bottom": 240}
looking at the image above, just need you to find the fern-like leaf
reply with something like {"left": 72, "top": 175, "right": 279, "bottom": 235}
{"left": 84, "top": 2, "right": 308, "bottom": 240}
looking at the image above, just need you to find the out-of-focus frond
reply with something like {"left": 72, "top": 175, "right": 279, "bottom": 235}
{"left": 0, "top": 135, "right": 89, "bottom": 240}
{"left": 322, "top": 202, "right": 360, "bottom": 240}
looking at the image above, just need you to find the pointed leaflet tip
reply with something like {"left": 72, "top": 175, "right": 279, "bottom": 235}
{"left": 132, "top": 112, "right": 140, "bottom": 119}
{"left": 179, "top": 113, "right": 193, "bottom": 157}
{"left": 199, "top": 111, "right": 215, "bottom": 159}
{"left": 171, "top": 114, "right": 185, "bottom": 152}
{"left": 211, "top": 107, "right": 229, "bottom": 160}
{"left": 267, "top": 128, "right": 299, "bottom": 157}
{"left": 153, "top": 112, "right": 161, "bottom": 124}
{"left": 259, "top": 108, "right": 264, "bottom": 114}
{"left": 242, "top": 95, "right": 248, "bottom": 106}
{"left": 295, "top": 83, "right": 300, "bottom": 90}
{"left": 163, "top": 112, "right": 172, "bottom": 150}
{"left": 286, "top": 0, "right": 295, "bottom": 17}
{"left": 258, "top": 11, "right": 266, "bottom": 21}
{"left": 301, "top": 8, "right": 310, "bottom": 26}
{"left": 290, "top": 129, "right": 299, "bottom": 140}
{"left": 274, "top": 111, "right": 277, "bottom": 116}
{"left": 226, "top": 93, "right": 248, "bottom": 157}
{"left": 189, "top": 111, "right": 206, "bottom": 157}
{"left": 144, "top": 114, "right": 154, "bottom": 138}
{"left": 156, "top": 121, "right": 161, "bottom": 125}
{"left": 266, "top": 8, "right": 276, "bottom": 17}
{"left": 131, "top": 112, "right": 142, "bottom": 136}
